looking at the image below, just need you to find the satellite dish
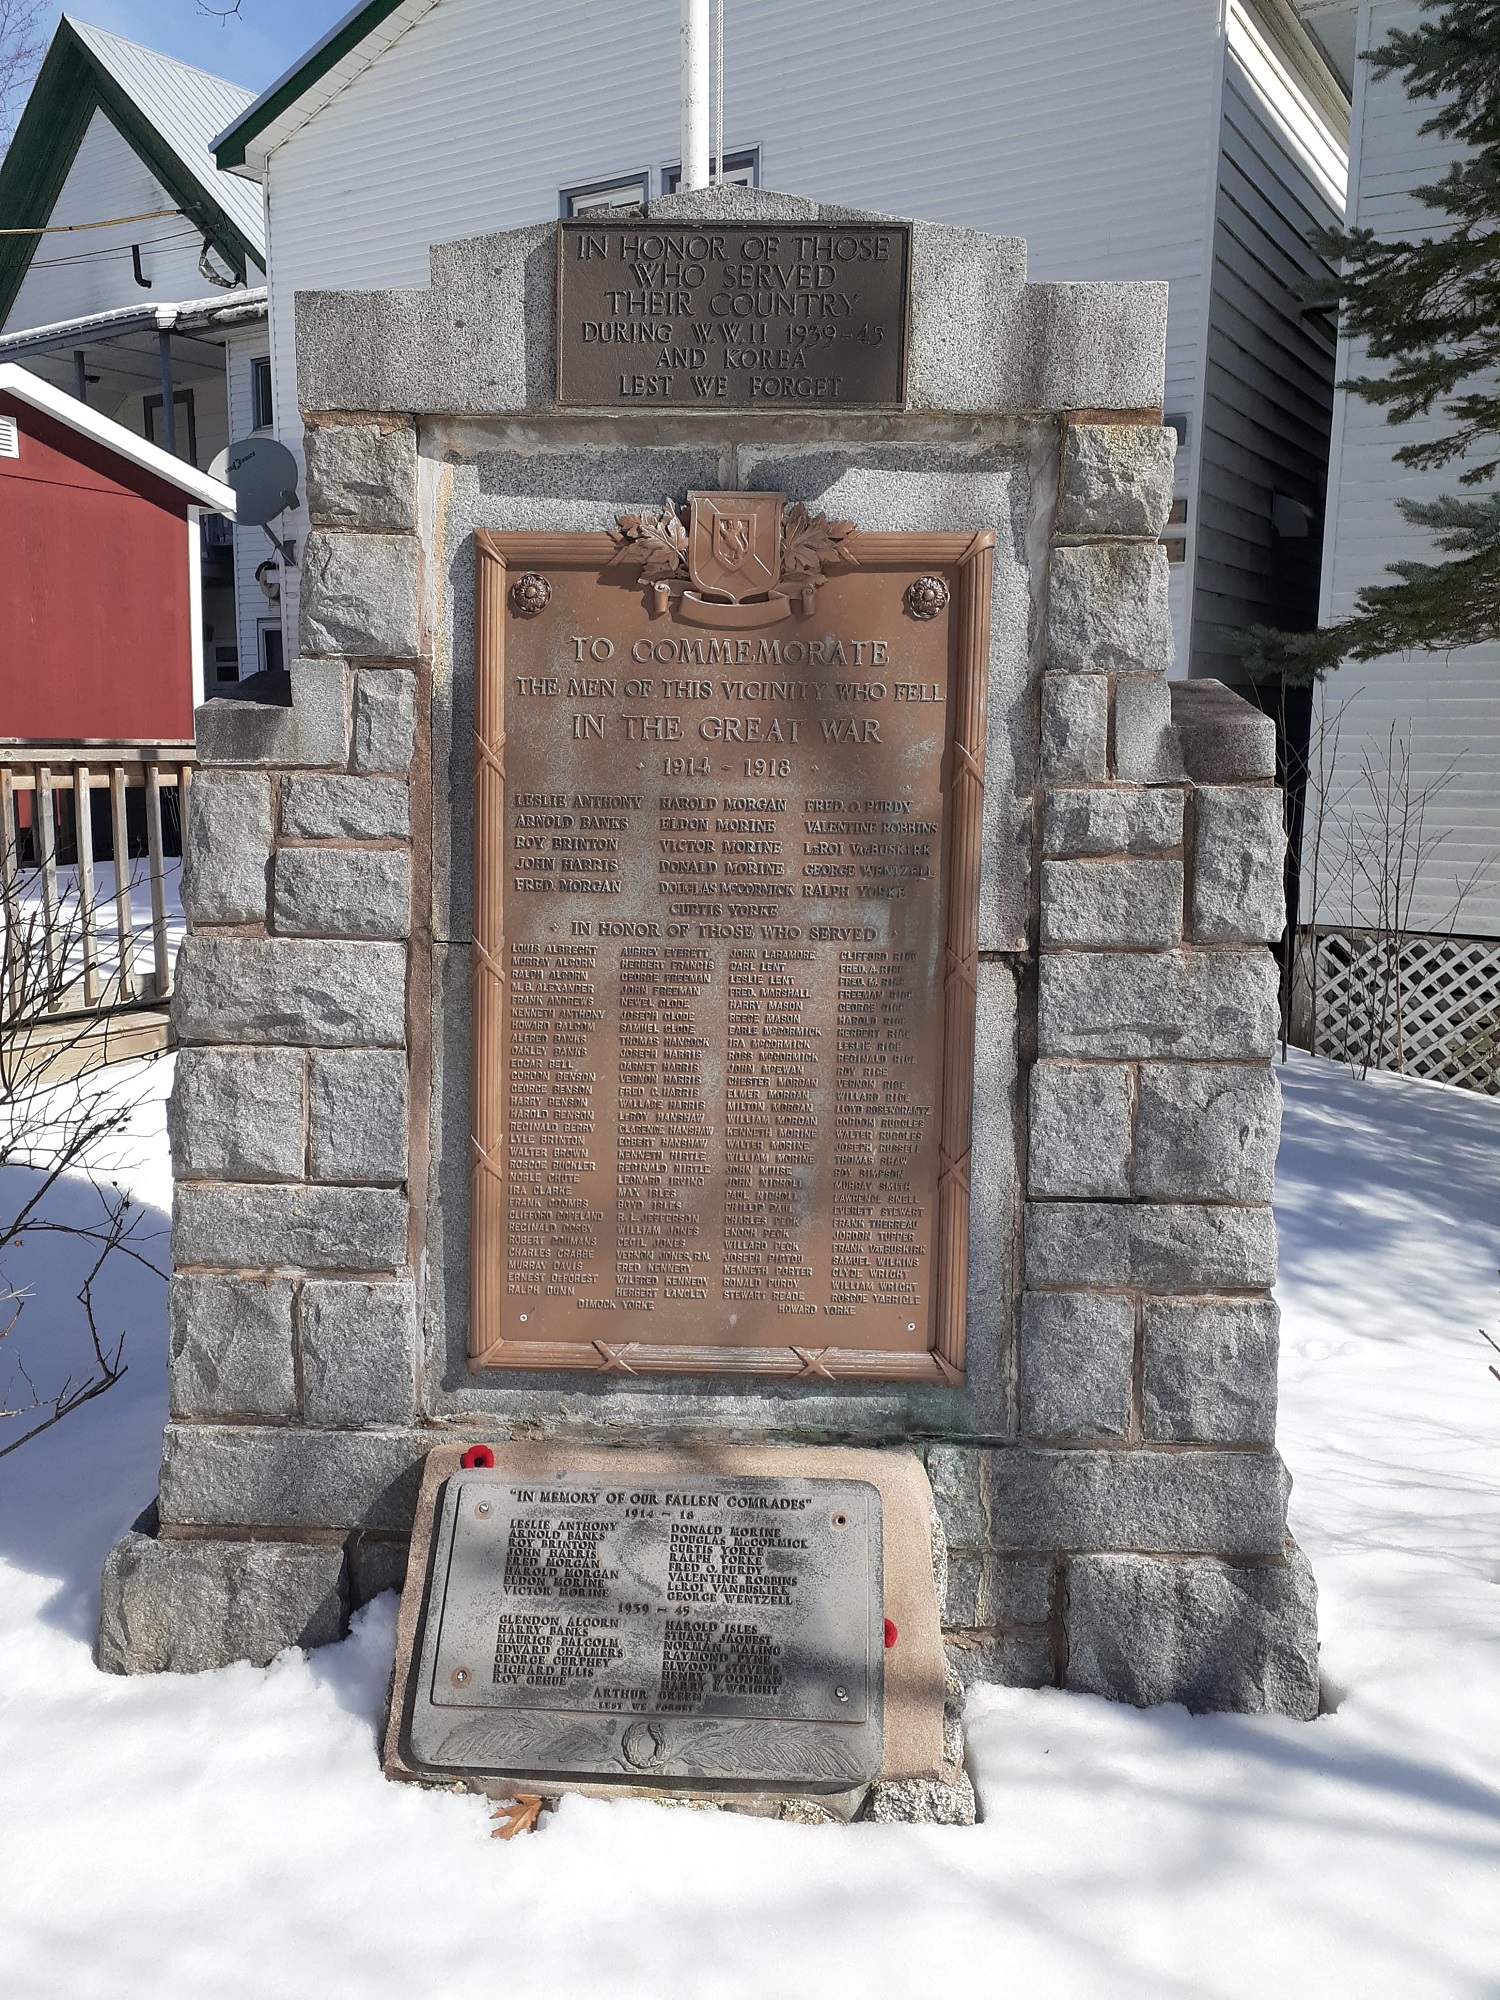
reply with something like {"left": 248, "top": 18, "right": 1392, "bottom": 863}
{"left": 209, "top": 436, "right": 299, "bottom": 527}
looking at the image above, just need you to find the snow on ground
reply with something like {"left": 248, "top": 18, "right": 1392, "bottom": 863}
{"left": 11, "top": 858, "right": 186, "bottom": 1001}
{"left": 0, "top": 1052, "right": 1497, "bottom": 1999}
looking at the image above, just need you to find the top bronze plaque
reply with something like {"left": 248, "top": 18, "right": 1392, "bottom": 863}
{"left": 555, "top": 219, "right": 910, "bottom": 410}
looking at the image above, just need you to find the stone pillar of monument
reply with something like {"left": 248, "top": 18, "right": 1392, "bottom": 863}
{"left": 98, "top": 187, "right": 1318, "bottom": 1729}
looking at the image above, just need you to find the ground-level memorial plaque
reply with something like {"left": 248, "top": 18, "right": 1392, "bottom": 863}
{"left": 407, "top": 1468, "right": 882, "bottom": 1786}
{"left": 387, "top": 1444, "right": 947, "bottom": 1800}
{"left": 472, "top": 492, "right": 991, "bottom": 1381}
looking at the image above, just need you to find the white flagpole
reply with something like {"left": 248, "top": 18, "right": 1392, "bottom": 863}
{"left": 680, "top": 0, "right": 710, "bottom": 192}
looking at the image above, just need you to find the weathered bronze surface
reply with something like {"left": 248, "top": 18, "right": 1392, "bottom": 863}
{"left": 556, "top": 219, "right": 910, "bottom": 409}
{"left": 471, "top": 496, "right": 993, "bottom": 1380}
{"left": 406, "top": 1467, "right": 883, "bottom": 1787}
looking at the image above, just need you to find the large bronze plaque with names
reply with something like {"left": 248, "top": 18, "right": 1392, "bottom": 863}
{"left": 471, "top": 493, "right": 993, "bottom": 1381}
{"left": 406, "top": 1468, "right": 883, "bottom": 1788}
{"left": 555, "top": 219, "right": 910, "bottom": 409}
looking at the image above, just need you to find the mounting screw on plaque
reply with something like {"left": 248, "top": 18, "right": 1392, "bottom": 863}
{"left": 510, "top": 571, "right": 551, "bottom": 616}
{"left": 451, "top": 1666, "right": 472, "bottom": 1688}
{"left": 905, "top": 575, "right": 950, "bottom": 620}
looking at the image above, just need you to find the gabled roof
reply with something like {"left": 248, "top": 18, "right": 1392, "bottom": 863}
{"left": 0, "top": 17, "right": 264, "bottom": 326}
{"left": 0, "top": 361, "right": 237, "bottom": 512}
{"left": 214, "top": 0, "right": 439, "bottom": 176}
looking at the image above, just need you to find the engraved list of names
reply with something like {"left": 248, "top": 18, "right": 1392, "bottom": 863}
{"left": 472, "top": 524, "right": 989, "bottom": 1377}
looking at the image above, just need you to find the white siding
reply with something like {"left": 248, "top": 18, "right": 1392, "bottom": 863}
{"left": 259, "top": 0, "right": 1228, "bottom": 651}
{"left": 5, "top": 112, "right": 214, "bottom": 331}
{"left": 225, "top": 320, "right": 279, "bottom": 677}
{"left": 1316, "top": 2, "right": 1500, "bottom": 935}
{"left": 1189, "top": 47, "right": 1342, "bottom": 679}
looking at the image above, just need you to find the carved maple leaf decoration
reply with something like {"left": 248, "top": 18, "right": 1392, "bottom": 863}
{"left": 781, "top": 503, "right": 859, "bottom": 580}
{"left": 606, "top": 499, "right": 689, "bottom": 579}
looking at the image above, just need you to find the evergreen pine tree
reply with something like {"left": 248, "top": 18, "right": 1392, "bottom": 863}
{"left": 1243, "top": 0, "right": 1500, "bottom": 682}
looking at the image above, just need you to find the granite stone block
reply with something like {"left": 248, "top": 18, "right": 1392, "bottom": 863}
{"left": 180, "top": 771, "right": 270, "bottom": 924}
{"left": 167, "top": 1273, "right": 297, "bottom": 1419}
{"left": 304, "top": 420, "right": 417, "bottom": 531}
{"left": 301, "top": 1277, "right": 417, "bottom": 1426}
{"left": 309, "top": 1047, "right": 409, "bottom": 1183}
{"left": 274, "top": 846, "right": 411, "bottom": 939}
{"left": 986, "top": 1445, "right": 1292, "bottom": 1556}
{"left": 1064, "top": 1547, "right": 1318, "bottom": 1716}
{"left": 1040, "top": 857, "right": 1183, "bottom": 948}
{"left": 173, "top": 937, "right": 407, "bottom": 1047}
{"left": 167, "top": 1048, "right": 305, "bottom": 1183}
{"left": 1058, "top": 423, "right": 1176, "bottom": 538}
{"left": 1019, "top": 1292, "right": 1134, "bottom": 1440}
{"left": 944, "top": 1631, "right": 1055, "bottom": 1692}
{"left": 173, "top": 1183, "right": 408, "bottom": 1272}
{"left": 1113, "top": 673, "right": 1185, "bottom": 782}
{"left": 281, "top": 774, "right": 410, "bottom": 841}
{"left": 1134, "top": 1064, "right": 1281, "bottom": 1202}
{"left": 1024, "top": 281, "right": 1168, "bottom": 417}
{"left": 353, "top": 669, "right": 417, "bottom": 775}
{"left": 925, "top": 1444, "right": 988, "bottom": 1552}
{"left": 1038, "top": 950, "right": 1280, "bottom": 1060}
{"left": 300, "top": 531, "right": 420, "bottom": 660}
{"left": 1025, "top": 1201, "right": 1277, "bottom": 1291}
{"left": 944, "top": 1554, "right": 1055, "bottom": 1629}
{"left": 1027, "top": 1061, "right": 1131, "bottom": 1198}
{"left": 158, "top": 1421, "right": 430, "bottom": 1533}
{"left": 97, "top": 1532, "right": 347, "bottom": 1674}
{"left": 1039, "top": 673, "right": 1108, "bottom": 783}
{"left": 1042, "top": 786, "right": 1184, "bottom": 857}
{"left": 1047, "top": 544, "right": 1173, "bottom": 675}
{"left": 347, "top": 1532, "right": 410, "bottom": 1606}
{"left": 1171, "top": 680, "right": 1276, "bottom": 782}
{"left": 1193, "top": 786, "right": 1287, "bottom": 944}
{"left": 1143, "top": 1298, "right": 1280, "bottom": 1445}
{"left": 194, "top": 659, "right": 349, "bottom": 770}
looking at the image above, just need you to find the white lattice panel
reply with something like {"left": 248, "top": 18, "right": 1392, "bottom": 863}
{"left": 1305, "top": 930, "right": 1500, "bottom": 1096}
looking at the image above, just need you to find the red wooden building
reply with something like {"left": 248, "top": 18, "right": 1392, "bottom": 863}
{"left": 0, "top": 360, "right": 235, "bottom": 745}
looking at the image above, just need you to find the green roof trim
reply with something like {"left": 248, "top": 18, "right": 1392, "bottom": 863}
{"left": 213, "top": 0, "right": 412, "bottom": 171}
{"left": 0, "top": 19, "right": 261, "bottom": 328}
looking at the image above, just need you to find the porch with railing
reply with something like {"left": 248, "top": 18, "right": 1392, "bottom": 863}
{"left": 1, "top": 746, "right": 192, "bottom": 1078}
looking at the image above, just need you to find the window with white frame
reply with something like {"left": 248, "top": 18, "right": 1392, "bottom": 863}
{"left": 561, "top": 172, "right": 650, "bottom": 217}
{"left": 661, "top": 147, "right": 759, "bottom": 195}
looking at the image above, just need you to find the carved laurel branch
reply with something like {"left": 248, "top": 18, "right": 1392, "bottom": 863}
{"left": 604, "top": 499, "right": 858, "bottom": 587}
{"left": 605, "top": 498, "right": 689, "bottom": 579}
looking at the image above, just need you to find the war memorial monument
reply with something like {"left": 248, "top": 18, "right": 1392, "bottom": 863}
{"left": 96, "top": 187, "right": 1318, "bottom": 1820}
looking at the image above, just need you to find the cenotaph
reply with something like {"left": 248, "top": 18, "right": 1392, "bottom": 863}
{"left": 98, "top": 189, "right": 1318, "bottom": 1819}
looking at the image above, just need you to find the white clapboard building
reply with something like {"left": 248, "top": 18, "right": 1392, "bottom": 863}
{"left": 0, "top": 17, "right": 280, "bottom": 691}
{"left": 212, "top": 0, "right": 1350, "bottom": 683}
{"left": 1294, "top": 1, "right": 1500, "bottom": 1091}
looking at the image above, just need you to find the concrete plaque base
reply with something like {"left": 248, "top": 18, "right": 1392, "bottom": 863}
{"left": 386, "top": 1443, "right": 946, "bottom": 1797}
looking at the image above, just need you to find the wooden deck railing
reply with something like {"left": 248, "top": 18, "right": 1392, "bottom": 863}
{"left": 0, "top": 745, "right": 193, "bottom": 1018}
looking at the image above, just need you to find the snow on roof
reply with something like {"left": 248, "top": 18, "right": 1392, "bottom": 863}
{"left": 0, "top": 288, "right": 267, "bottom": 360}
{"left": 0, "top": 361, "right": 237, "bottom": 513}
{"left": 64, "top": 17, "right": 265, "bottom": 256}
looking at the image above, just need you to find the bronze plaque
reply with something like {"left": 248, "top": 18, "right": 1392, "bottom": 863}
{"left": 471, "top": 496, "right": 992, "bottom": 1381}
{"left": 555, "top": 220, "right": 910, "bottom": 409}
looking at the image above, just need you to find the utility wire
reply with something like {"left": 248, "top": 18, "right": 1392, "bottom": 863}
{"left": 0, "top": 208, "right": 185, "bottom": 237}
